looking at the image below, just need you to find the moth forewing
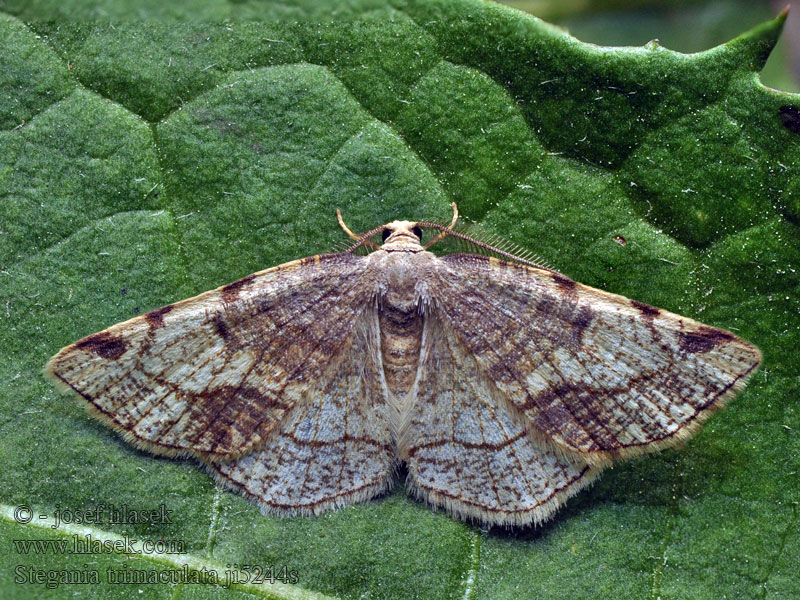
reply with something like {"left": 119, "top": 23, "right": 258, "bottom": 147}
{"left": 431, "top": 253, "right": 761, "bottom": 468}
{"left": 45, "top": 253, "right": 376, "bottom": 461}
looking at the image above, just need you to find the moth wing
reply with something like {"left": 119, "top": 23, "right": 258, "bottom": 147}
{"left": 400, "top": 312, "right": 600, "bottom": 527}
{"left": 430, "top": 254, "right": 761, "bottom": 465}
{"left": 205, "top": 308, "right": 395, "bottom": 514}
{"left": 45, "top": 253, "right": 375, "bottom": 460}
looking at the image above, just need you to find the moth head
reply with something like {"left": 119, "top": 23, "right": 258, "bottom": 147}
{"left": 381, "top": 221, "right": 424, "bottom": 249}
{"left": 335, "top": 203, "right": 457, "bottom": 255}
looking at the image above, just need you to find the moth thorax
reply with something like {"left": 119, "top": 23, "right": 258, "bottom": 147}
{"left": 382, "top": 261, "right": 421, "bottom": 313}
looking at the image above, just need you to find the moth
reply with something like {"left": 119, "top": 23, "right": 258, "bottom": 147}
{"left": 46, "top": 204, "right": 761, "bottom": 527}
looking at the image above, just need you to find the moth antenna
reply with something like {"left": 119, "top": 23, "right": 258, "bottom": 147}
{"left": 418, "top": 219, "right": 558, "bottom": 272}
{"left": 336, "top": 208, "right": 362, "bottom": 242}
{"left": 424, "top": 202, "right": 459, "bottom": 249}
{"left": 329, "top": 239, "right": 355, "bottom": 254}
{"left": 336, "top": 209, "right": 382, "bottom": 251}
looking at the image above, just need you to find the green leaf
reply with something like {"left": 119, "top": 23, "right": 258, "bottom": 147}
{"left": 1, "top": 2, "right": 798, "bottom": 599}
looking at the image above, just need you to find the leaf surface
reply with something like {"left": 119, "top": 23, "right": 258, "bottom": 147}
{"left": 1, "top": 2, "right": 798, "bottom": 599}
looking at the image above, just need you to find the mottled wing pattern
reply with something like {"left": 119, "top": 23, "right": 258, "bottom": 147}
{"left": 431, "top": 254, "right": 762, "bottom": 465}
{"left": 400, "top": 313, "right": 601, "bottom": 526}
{"left": 207, "top": 309, "right": 395, "bottom": 515}
{"left": 46, "top": 253, "right": 374, "bottom": 460}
